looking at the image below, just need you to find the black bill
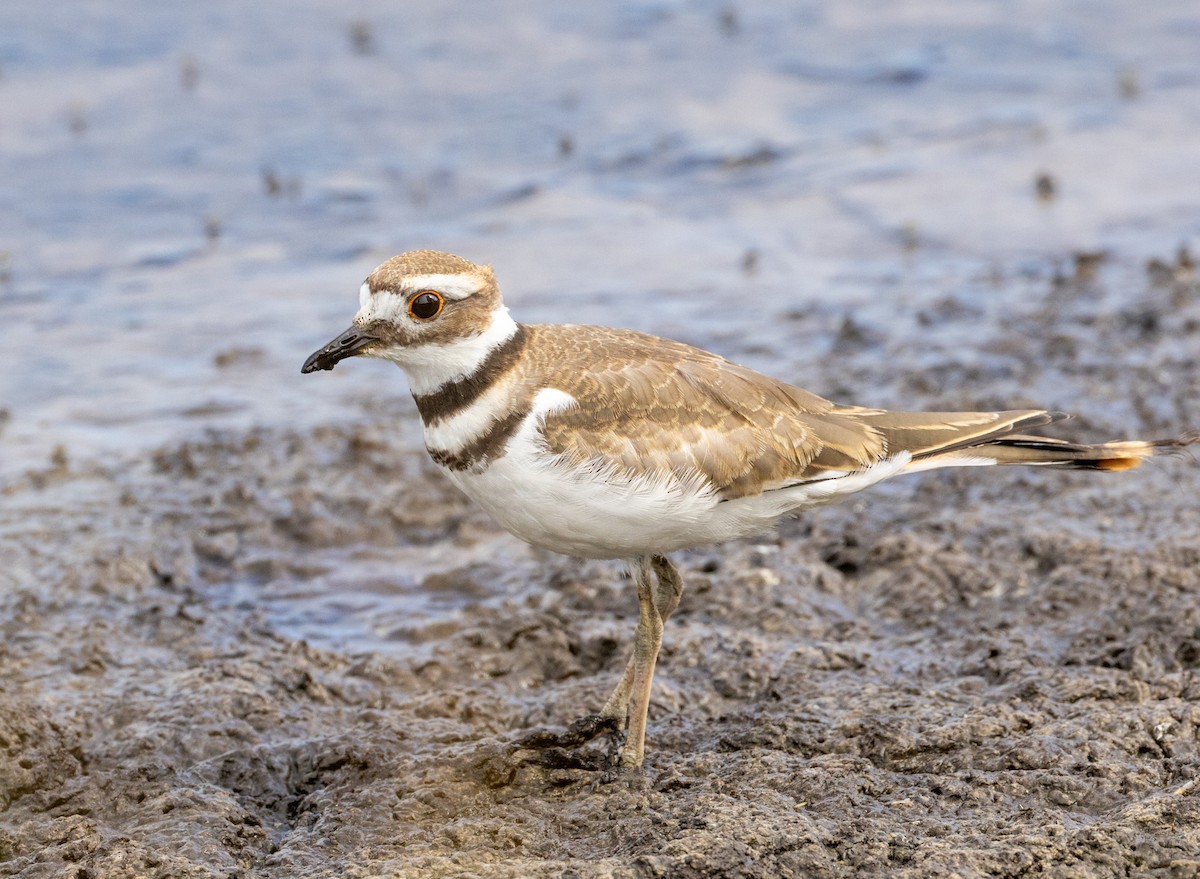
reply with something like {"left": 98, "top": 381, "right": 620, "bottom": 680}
{"left": 301, "top": 326, "right": 380, "bottom": 373}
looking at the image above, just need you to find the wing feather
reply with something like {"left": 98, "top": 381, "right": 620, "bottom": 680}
{"left": 522, "top": 325, "right": 1051, "bottom": 499}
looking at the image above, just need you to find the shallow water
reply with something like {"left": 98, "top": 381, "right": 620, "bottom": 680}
{"left": 4, "top": 0, "right": 1199, "bottom": 483}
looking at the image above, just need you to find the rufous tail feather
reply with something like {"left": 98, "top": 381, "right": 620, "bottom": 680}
{"left": 949, "top": 429, "right": 1200, "bottom": 471}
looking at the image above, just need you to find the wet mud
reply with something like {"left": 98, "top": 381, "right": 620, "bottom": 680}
{"left": 5, "top": 1, "right": 1200, "bottom": 876}
{"left": 4, "top": 262, "right": 1200, "bottom": 877}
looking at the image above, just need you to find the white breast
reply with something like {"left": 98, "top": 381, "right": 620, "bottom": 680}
{"left": 433, "top": 388, "right": 707, "bottom": 558}
{"left": 442, "top": 432, "right": 725, "bottom": 559}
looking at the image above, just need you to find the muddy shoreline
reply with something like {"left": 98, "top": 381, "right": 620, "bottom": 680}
{"left": 5, "top": 1, "right": 1200, "bottom": 875}
{"left": 4, "top": 258, "right": 1200, "bottom": 877}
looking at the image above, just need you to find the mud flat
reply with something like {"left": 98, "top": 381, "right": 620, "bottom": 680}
{"left": 5, "top": 0, "right": 1200, "bottom": 875}
{"left": 3, "top": 260, "right": 1200, "bottom": 877}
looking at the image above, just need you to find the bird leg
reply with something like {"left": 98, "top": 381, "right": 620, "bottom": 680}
{"left": 599, "top": 554, "right": 682, "bottom": 725}
{"left": 612, "top": 555, "right": 666, "bottom": 767}
{"left": 508, "top": 554, "right": 684, "bottom": 771}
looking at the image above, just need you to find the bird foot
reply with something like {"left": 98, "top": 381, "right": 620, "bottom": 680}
{"left": 508, "top": 713, "right": 626, "bottom": 772}
{"left": 513, "top": 713, "right": 622, "bottom": 750}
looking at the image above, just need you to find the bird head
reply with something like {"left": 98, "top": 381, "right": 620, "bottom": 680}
{"left": 301, "top": 250, "right": 513, "bottom": 383}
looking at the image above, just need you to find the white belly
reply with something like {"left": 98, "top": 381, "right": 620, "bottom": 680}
{"left": 440, "top": 436, "right": 727, "bottom": 559}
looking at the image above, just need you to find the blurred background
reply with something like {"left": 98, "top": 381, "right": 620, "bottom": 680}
{"left": 2, "top": 0, "right": 1199, "bottom": 480}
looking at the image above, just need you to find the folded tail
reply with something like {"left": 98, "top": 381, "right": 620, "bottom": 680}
{"left": 905, "top": 423, "right": 1200, "bottom": 473}
{"left": 960, "top": 430, "right": 1200, "bottom": 471}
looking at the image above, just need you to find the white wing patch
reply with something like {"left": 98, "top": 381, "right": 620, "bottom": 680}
{"left": 530, "top": 387, "right": 578, "bottom": 421}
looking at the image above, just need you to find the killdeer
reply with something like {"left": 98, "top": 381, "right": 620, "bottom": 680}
{"left": 302, "top": 249, "right": 1196, "bottom": 769}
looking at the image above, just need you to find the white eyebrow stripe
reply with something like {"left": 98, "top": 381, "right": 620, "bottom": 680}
{"left": 400, "top": 273, "right": 485, "bottom": 300}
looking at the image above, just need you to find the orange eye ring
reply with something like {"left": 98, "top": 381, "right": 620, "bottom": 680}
{"left": 408, "top": 290, "right": 444, "bottom": 320}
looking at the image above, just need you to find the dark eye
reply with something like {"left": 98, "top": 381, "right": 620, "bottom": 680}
{"left": 408, "top": 291, "right": 444, "bottom": 320}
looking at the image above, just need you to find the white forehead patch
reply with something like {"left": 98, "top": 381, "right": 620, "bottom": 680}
{"left": 354, "top": 290, "right": 404, "bottom": 325}
{"left": 358, "top": 281, "right": 371, "bottom": 309}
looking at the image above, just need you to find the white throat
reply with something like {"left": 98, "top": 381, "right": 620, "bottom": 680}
{"left": 379, "top": 307, "right": 519, "bottom": 395}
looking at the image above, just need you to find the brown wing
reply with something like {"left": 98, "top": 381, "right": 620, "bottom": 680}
{"left": 525, "top": 325, "right": 1050, "bottom": 500}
